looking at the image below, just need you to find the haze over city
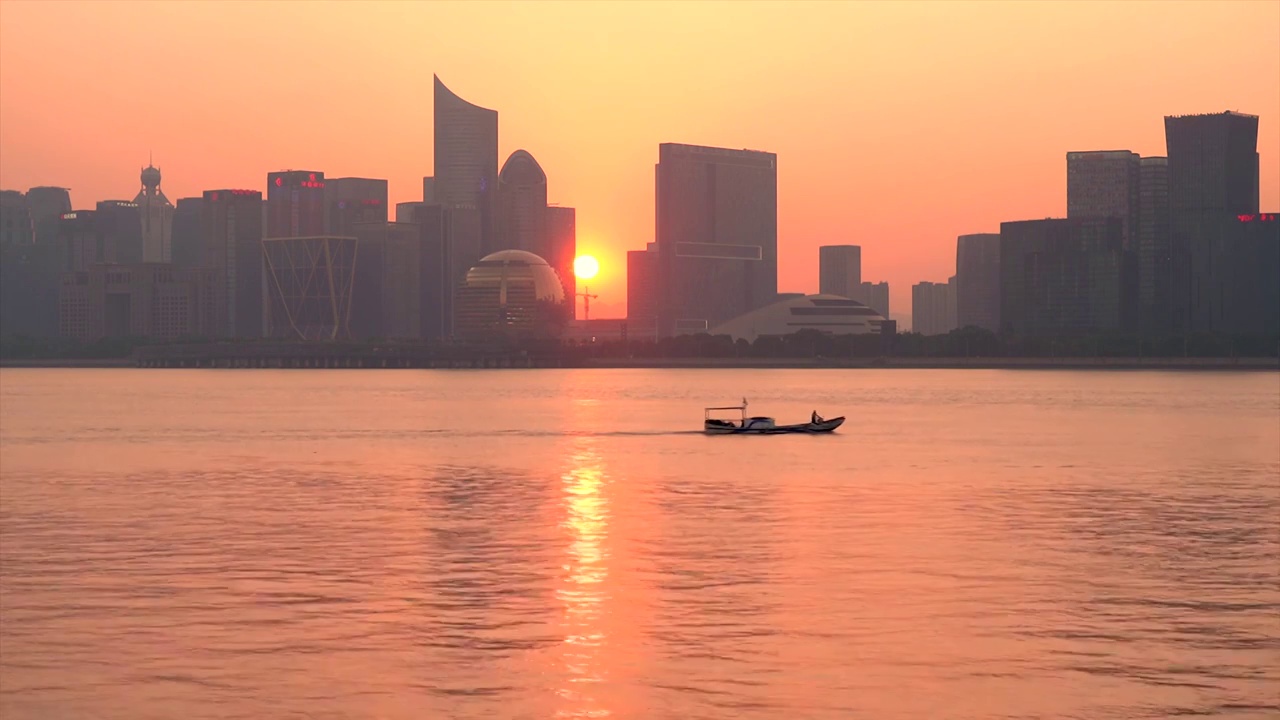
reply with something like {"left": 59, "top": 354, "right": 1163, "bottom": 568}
{"left": 1, "top": 0, "right": 1277, "bottom": 318}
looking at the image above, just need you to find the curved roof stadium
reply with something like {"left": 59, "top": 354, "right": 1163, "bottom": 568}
{"left": 454, "top": 249, "right": 568, "bottom": 341}
{"left": 433, "top": 75, "right": 499, "bottom": 209}
{"left": 709, "top": 294, "right": 889, "bottom": 342}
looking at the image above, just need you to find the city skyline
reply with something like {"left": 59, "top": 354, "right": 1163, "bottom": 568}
{"left": 1, "top": 1, "right": 1277, "bottom": 318}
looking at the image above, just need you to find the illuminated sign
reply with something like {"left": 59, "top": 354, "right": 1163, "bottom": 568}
{"left": 361, "top": 199, "right": 381, "bottom": 206}
{"left": 1238, "top": 214, "right": 1277, "bottom": 222}
{"left": 275, "top": 177, "right": 283, "bottom": 187}
{"left": 299, "top": 181, "right": 324, "bottom": 189}
{"left": 61, "top": 212, "right": 77, "bottom": 220}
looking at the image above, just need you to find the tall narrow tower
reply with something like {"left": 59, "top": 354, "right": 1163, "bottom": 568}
{"left": 134, "top": 158, "right": 174, "bottom": 263}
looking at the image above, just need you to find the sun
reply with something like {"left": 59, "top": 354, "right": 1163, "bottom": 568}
{"left": 573, "top": 254, "right": 599, "bottom": 280}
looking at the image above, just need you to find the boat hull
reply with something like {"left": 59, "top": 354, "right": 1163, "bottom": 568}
{"left": 704, "top": 417, "right": 845, "bottom": 435}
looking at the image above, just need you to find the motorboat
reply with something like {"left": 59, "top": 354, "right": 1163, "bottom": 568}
{"left": 704, "top": 398, "right": 845, "bottom": 435}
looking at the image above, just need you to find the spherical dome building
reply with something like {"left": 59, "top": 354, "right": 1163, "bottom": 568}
{"left": 454, "top": 249, "right": 569, "bottom": 342}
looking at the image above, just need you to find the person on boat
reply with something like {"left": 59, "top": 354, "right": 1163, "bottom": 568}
{"left": 811, "top": 410, "right": 820, "bottom": 424}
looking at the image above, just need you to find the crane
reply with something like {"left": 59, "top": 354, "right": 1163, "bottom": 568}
{"left": 576, "top": 286, "right": 598, "bottom": 321}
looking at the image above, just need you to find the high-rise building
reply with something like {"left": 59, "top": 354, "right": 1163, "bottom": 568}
{"left": 266, "top": 170, "right": 326, "bottom": 238}
{"left": 818, "top": 245, "right": 861, "bottom": 298}
{"left": 955, "top": 233, "right": 1001, "bottom": 332}
{"left": 134, "top": 162, "right": 174, "bottom": 263}
{"left": 398, "top": 201, "right": 479, "bottom": 339}
{"left": 1, "top": 190, "right": 34, "bottom": 246}
{"left": 350, "top": 222, "right": 423, "bottom": 339}
{"left": 999, "top": 217, "right": 1135, "bottom": 336}
{"left": 545, "top": 206, "right": 576, "bottom": 311}
{"left": 202, "top": 188, "right": 264, "bottom": 338}
{"left": 1067, "top": 150, "right": 1141, "bottom": 250}
{"left": 434, "top": 76, "right": 498, "bottom": 254}
{"left": 56, "top": 210, "right": 102, "bottom": 272}
{"left": 395, "top": 201, "right": 427, "bottom": 224}
{"left": 853, "top": 281, "right": 890, "bottom": 319}
{"left": 627, "top": 243, "right": 659, "bottom": 331}
{"left": 171, "top": 197, "right": 204, "bottom": 268}
{"left": 1137, "top": 157, "right": 1172, "bottom": 332}
{"left": 422, "top": 177, "right": 435, "bottom": 204}
{"left": 1, "top": 190, "right": 59, "bottom": 338}
{"left": 325, "top": 177, "right": 388, "bottom": 236}
{"left": 912, "top": 278, "right": 957, "bottom": 336}
{"left": 655, "top": 143, "right": 777, "bottom": 335}
{"left": 1165, "top": 111, "right": 1261, "bottom": 332}
{"left": 25, "top": 187, "right": 72, "bottom": 244}
{"left": 497, "top": 150, "right": 547, "bottom": 254}
{"left": 1222, "top": 213, "right": 1279, "bottom": 335}
{"left": 95, "top": 200, "right": 142, "bottom": 264}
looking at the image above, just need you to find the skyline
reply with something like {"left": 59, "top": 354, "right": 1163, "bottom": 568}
{"left": 1, "top": 0, "right": 1278, "bottom": 318}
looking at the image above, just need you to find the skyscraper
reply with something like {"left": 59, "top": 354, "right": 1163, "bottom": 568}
{"left": 325, "top": 177, "right": 388, "bottom": 236}
{"left": 955, "top": 233, "right": 1001, "bottom": 332}
{"left": 202, "top": 188, "right": 264, "bottom": 338}
{"left": 266, "top": 170, "right": 326, "bottom": 238}
{"left": 95, "top": 200, "right": 141, "bottom": 264}
{"left": 25, "top": 187, "right": 72, "bottom": 245}
{"left": 171, "top": 197, "right": 204, "bottom": 268}
{"left": 1137, "top": 157, "right": 1171, "bottom": 331}
{"left": 497, "top": 150, "right": 547, "bottom": 254}
{"left": 1164, "top": 111, "right": 1261, "bottom": 332}
{"left": 434, "top": 75, "right": 498, "bottom": 254}
{"left": 627, "top": 243, "right": 659, "bottom": 331}
{"left": 911, "top": 279, "right": 957, "bottom": 336}
{"left": 655, "top": 143, "right": 777, "bottom": 335}
{"left": 818, "top": 245, "right": 861, "bottom": 298}
{"left": 545, "top": 206, "right": 576, "bottom": 310}
{"left": 1067, "top": 151, "right": 1141, "bottom": 249}
{"left": 134, "top": 161, "right": 174, "bottom": 263}
{"left": 853, "top": 281, "right": 890, "bottom": 319}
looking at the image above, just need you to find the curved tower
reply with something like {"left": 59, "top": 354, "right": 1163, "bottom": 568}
{"left": 434, "top": 75, "right": 498, "bottom": 253}
{"left": 134, "top": 160, "right": 173, "bottom": 263}
{"left": 497, "top": 149, "right": 548, "bottom": 255}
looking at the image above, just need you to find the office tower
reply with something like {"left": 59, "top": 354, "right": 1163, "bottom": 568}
{"left": 25, "top": 186, "right": 72, "bottom": 244}
{"left": 396, "top": 201, "right": 427, "bottom": 223}
{"left": 422, "top": 177, "right": 435, "bottom": 204}
{"left": 818, "top": 245, "right": 861, "bottom": 298}
{"left": 1223, "top": 214, "right": 1279, "bottom": 335}
{"left": 1067, "top": 150, "right": 1141, "bottom": 250}
{"left": 1, "top": 190, "right": 33, "bottom": 246}
{"left": 134, "top": 162, "right": 174, "bottom": 263}
{"left": 627, "top": 243, "right": 659, "bottom": 332}
{"left": 955, "top": 233, "right": 1001, "bottom": 331}
{"left": 266, "top": 170, "right": 326, "bottom": 238}
{"left": 497, "top": 150, "right": 547, "bottom": 254}
{"left": 202, "top": 188, "right": 264, "bottom": 338}
{"left": 171, "top": 197, "right": 204, "bottom": 268}
{"left": 1137, "top": 157, "right": 1171, "bottom": 331}
{"left": 95, "top": 200, "right": 141, "bottom": 264}
{"left": 854, "top": 281, "right": 890, "bottom": 319}
{"left": 398, "top": 201, "right": 478, "bottom": 339}
{"left": 1165, "top": 111, "right": 1261, "bottom": 332}
{"left": 434, "top": 76, "right": 498, "bottom": 254}
{"left": 350, "top": 222, "right": 422, "bottom": 339}
{"left": 325, "top": 177, "right": 388, "bottom": 236}
{"left": 999, "top": 217, "right": 1134, "bottom": 335}
{"left": 655, "top": 143, "right": 777, "bottom": 335}
{"left": 1, "top": 190, "right": 59, "bottom": 337}
{"left": 59, "top": 264, "right": 222, "bottom": 341}
{"left": 58, "top": 210, "right": 104, "bottom": 271}
{"left": 545, "top": 206, "right": 576, "bottom": 310}
{"left": 912, "top": 278, "right": 957, "bottom": 336}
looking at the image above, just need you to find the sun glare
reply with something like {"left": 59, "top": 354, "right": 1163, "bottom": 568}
{"left": 574, "top": 255, "right": 599, "bottom": 280}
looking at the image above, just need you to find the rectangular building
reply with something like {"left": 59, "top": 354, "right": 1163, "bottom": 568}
{"left": 1067, "top": 150, "right": 1140, "bottom": 250}
{"left": 627, "top": 242, "right": 659, "bottom": 331}
{"left": 171, "top": 197, "right": 204, "bottom": 268}
{"left": 1137, "top": 157, "right": 1172, "bottom": 332}
{"left": 266, "top": 170, "right": 326, "bottom": 239}
{"left": 59, "top": 263, "right": 223, "bottom": 341}
{"left": 325, "top": 177, "right": 388, "bottom": 236}
{"left": 853, "top": 281, "right": 890, "bottom": 319}
{"left": 546, "top": 206, "right": 576, "bottom": 311}
{"left": 818, "top": 245, "right": 861, "bottom": 298}
{"left": 202, "top": 188, "right": 264, "bottom": 338}
{"left": 912, "top": 278, "right": 957, "bottom": 336}
{"left": 95, "top": 201, "right": 142, "bottom": 264}
{"left": 655, "top": 143, "right": 777, "bottom": 336}
{"left": 350, "top": 222, "right": 423, "bottom": 340}
{"left": 1165, "top": 111, "right": 1261, "bottom": 333}
{"left": 56, "top": 210, "right": 104, "bottom": 272}
{"left": 955, "top": 233, "right": 1000, "bottom": 331}
{"left": 1000, "top": 217, "right": 1135, "bottom": 336}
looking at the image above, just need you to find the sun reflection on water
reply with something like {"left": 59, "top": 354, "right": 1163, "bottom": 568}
{"left": 555, "top": 439, "right": 612, "bottom": 719}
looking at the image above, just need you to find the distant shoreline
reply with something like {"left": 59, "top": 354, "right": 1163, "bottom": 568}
{"left": 2, "top": 356, "right": 1276, "bottom": 371}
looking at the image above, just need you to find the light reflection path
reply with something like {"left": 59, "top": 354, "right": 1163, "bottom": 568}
{"left": 555, "top": 438, "right": 612, "bottom": 719}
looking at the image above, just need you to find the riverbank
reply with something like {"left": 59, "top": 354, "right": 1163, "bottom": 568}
{"left": 3, "top": 356, "right": 1276, "bottom": 370}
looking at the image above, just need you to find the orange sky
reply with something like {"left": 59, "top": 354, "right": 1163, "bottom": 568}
{"left": 1, "top": 0, "right": 1277, "bottom": 319}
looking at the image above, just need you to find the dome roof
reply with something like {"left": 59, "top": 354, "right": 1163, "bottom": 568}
{"left": 141, "top": 164, "right": 161, "bottom": 189}
{"left": 463, "top": 249, "right": 564, "bottom": 303}
{"left": 499, "top": 150, "right": 547, "bottom": 186}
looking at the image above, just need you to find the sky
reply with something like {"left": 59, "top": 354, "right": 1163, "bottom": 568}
{"left": 1, "top": 0, "right": 1277, "bottom": 320}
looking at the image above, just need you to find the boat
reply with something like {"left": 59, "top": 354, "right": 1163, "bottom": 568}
{"left": 703, "top": 398, "right": 845, "bottom": 435}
